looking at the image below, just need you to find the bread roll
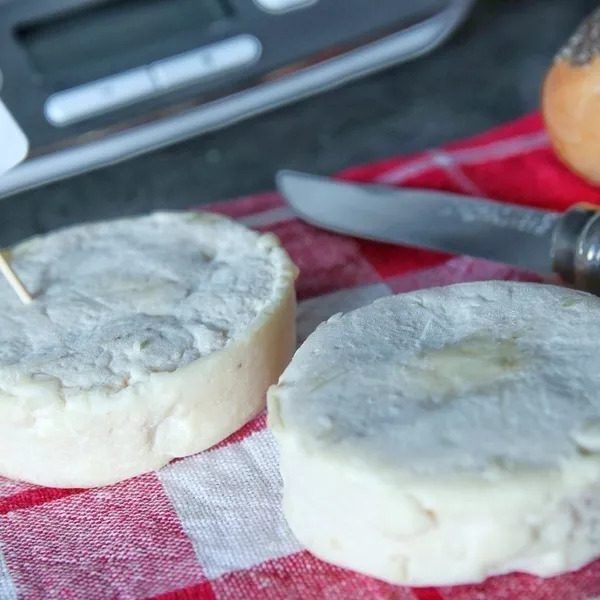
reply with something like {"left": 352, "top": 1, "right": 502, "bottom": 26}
{"left": 543, "top": 8, "right": 600, "bottom": 183}
{"left": 0, "top": 212, "right": 297, "bottom": 488}
{"left": 269, "top": 281, "right": 600, "bottom": 586}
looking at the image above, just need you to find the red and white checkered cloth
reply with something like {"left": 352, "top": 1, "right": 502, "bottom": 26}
{"left": 2, "top": 112, "right": 600, "bottom": 600}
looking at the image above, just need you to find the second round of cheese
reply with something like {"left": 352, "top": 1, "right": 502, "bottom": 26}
{"left": 268, "top": 281, "right": 600, "bottom": 586}
{"left": 0, "top": 211, "right": 297, "bottom": 488}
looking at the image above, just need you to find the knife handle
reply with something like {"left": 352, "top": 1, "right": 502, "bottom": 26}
{"left": 552, "top": 203, "right": 600, "bottom": 294}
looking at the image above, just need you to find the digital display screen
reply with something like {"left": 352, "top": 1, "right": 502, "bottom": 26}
{"left": 17, "top": 0, "right": 233, "bottom": 80}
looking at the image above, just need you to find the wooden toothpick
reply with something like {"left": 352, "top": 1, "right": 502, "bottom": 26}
{"left": 0, "top": 251, "right": 32, "bottom": 305}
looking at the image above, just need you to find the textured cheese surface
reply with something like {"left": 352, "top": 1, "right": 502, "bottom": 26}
{"left": 0, "top": 211, "right": 284, "bottom": 392}
{"left": 269, "top": 281, "right": 600, "bottom": 586}
{"left": 0, "top": 211, "right": 297, "bottom": 488}
{"left": 274, "top": 281, "right": 600, "bottom": 476}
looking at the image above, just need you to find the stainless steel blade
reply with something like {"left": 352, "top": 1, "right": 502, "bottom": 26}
{"left": 276, "top": 170, "right": 560, "bottom": 274}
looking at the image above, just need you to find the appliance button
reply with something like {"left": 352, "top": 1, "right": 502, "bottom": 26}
{"left": 148, "top": 34, "right": 262, "bottom": 91}
{"left": 254, "top": 0, "right": 315, "bottom": 13}
{"left": 45, "top": 68, "right": 155, "bottom": 126}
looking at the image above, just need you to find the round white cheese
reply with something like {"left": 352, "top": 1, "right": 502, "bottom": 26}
{"left": 0, "top": 211, "right": 297, "bottom": 488}
{"left": 268, "top": 281, "right": 600, "bottom": 586}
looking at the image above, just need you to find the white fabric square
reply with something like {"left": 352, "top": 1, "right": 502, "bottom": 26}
{"left": 159, "top": 429, "right": 301, "bottom": 578}
{"left": 0, "top": 548, "right": 17, "bottom": 600}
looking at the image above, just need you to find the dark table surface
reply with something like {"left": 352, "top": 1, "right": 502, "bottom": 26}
{"left": 0, "top": 0, "right": 597, "bottom": 246}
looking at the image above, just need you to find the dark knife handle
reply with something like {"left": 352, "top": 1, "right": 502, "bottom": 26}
{"left": 552, "top": 204, "right": 600, "bottom": 294}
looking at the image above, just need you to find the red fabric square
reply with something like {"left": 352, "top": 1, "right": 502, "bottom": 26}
{"left": 358, "top": 242, "right": 451, "bottom": 280}
{"left": 393, "top": 164, "right": 464, "bottom": 192}
{"left": 154, "top": 581, "right": 217, "bottom": 600}
{"left": 260, "top": 219, "right": 381, "bottom": 299}
{"left": 0, "top": 487, "right": 84, "bottom": 514}
{"left": 440, "top": 560, "right": 600, "bottom": 600}
{"left": 211, "top": 551, "right": 415, "bottom": 600}
{"left": 0, "top": 474, "right": 206, "bottom": 599}
{"left": 460, "top": 148, "right": 600, "bottom": 212}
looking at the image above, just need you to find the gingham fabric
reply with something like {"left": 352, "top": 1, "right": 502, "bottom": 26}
{"left": 2, "top": 112, "right": 600, "bottom": 600}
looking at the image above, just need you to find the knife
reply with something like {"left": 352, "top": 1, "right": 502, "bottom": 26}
{"left": 276, "top": 170, "right": 600, "bottom": 294}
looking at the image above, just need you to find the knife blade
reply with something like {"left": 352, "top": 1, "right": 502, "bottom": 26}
{"left": 275, "top": 170, "right": 600, "bottom": 293}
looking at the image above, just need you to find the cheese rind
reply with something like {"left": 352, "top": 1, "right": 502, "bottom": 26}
{"left": 268, "top": 281, "right": 600, "bottom": 586}
{"left": 0, "top": 211, "right": 297, "bottom": 487}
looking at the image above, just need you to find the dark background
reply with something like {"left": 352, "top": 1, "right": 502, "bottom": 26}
{"left": 0, "top": 0, "right": 597, "bottom": 245}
